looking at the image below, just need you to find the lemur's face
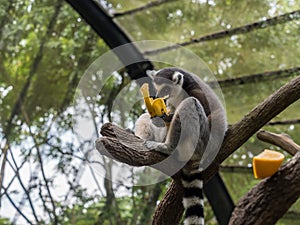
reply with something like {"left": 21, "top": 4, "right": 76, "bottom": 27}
{"left": 147, "top": 70, "right": 184, "bottom": 102}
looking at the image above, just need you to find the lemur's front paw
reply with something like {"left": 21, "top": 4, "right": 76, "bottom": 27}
{"left": 161, "top": 113, "right": 174, "bottom": 123}
{"left": 144, "top": 141, "right": 172, "bottom": 155}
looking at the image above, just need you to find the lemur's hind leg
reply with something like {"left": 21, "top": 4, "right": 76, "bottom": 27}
{"left": 145, "top": 97, "right": 209, "bottom": 162}
{"left": 135, "top": 113, "right": 167, "bottom": 142}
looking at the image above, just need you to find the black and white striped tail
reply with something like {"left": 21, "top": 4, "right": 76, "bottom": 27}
{"left": 181, "top": 170, "right": 204, "bottom": 225}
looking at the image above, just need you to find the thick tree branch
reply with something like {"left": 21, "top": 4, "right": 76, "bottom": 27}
{"left": 152, "top": 180, "right": 184, "bottom": 225}
{"left": 96, "top": 75, "right": 300, "bottom": 225}
{"left": 201, "top": 75, "right": 300, "bottom": 182}
{"left": 96, "top": 123, "right": 181, "bottom": 177}
{"left": 216, "top": 75, "right": 300, "bottom": 163}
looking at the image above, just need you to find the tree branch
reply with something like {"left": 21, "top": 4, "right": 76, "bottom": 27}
{"left": 96, "top": 123, "right": 181, "bottom": 177}
{"left": 151, "top": 180, "right": 184, "bottom": 225}
{"left": 21, "top": 106, "right": 58, "bottom": 224}
{"left": 1, "top": 185, "right": 34, "bottom": 225}
{"left": 257, "top": 130, "right": 300, "bottom": 155}
{"left": 267, "top": 118, "right": 300, "bottom": 126}
{"left": 7, "top": 151, "right": 39, "bottom": 224}
{"left": 199, "top": 75, "right": 300, "bottom": 183}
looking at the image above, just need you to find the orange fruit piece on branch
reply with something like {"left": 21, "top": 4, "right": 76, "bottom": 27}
{"left": 252, "top": 149, "right": 284, "bottom": 179}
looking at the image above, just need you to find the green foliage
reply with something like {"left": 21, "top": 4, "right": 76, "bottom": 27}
{"left": 0, "top": 218, "right": 12, "bottom": 225}
{"left": 56, "top": 196, "right": 103, "bottom": 225}
{"left": 0, "top": 0, "right": 108, "bottom": 134}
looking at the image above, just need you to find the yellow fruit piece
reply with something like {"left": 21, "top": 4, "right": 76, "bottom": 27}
{"left": 140, "top": 83, "right": 168, "bottom": 118}
{"left": 152, "top": 98, "right": 168, "bottom": 117}
{"left": 252, "top": 149, "right": 284, "bottom": 179}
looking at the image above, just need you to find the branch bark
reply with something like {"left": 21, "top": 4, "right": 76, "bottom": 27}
{"left": 97, "top": 123, "right": 182, "bottom": 177}
{"left": 95, "top": 75, "right": 300, "bottom": 224}
{"left": 151, "top": 180, "right": 184, "bottom": 225}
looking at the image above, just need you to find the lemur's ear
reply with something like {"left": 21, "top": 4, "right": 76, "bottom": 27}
{"left": 146, "top": 70, "right": 157, "bottom": 80}
{"left": 172, "top": 71, "right": 184, "bottom": 86}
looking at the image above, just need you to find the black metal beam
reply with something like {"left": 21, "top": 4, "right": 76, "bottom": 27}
{"left": 204, "top": 173, "right": 235, "bottom": 225}
{"left": 65, "top": 0, "right": 153, "bottom": 79}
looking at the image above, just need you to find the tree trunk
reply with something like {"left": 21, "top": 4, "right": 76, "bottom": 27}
{"left": 151, "top": 180, "right": 184, "bottom": 225}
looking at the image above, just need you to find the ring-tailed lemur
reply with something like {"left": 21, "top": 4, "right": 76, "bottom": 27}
{"left": 134, "top": 67, "right": 227, "bottom": 225}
